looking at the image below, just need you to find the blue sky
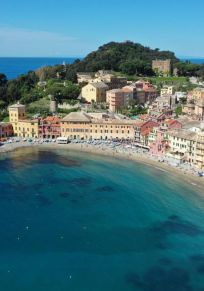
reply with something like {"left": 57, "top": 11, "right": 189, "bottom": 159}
{"left": 0, "top": 0, "right": 204, "bottom": 57}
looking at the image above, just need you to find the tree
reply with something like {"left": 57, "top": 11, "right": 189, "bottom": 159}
{"left": 0, "top": 73, "right": 7, "bottom": 86}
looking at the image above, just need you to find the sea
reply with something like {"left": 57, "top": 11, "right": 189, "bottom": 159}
{"left": 0, "top": 57, "right": 78, "bottom": 80}
{"left": 0, "top": 57, "right": 204, "bottom": 80}
{"left": 180, "top": 58, "right": 204, "bottom": 65}
{"left": 0, "top": 147, "right": 204, "bottom": 291}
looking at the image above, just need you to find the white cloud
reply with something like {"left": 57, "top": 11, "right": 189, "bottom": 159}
{"left": 0, "top": 26, "right": 83, "bottom": 56}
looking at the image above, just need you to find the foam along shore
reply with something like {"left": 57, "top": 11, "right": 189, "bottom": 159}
{"left": 0, "top": 139, "right": 204, "bottom": 189}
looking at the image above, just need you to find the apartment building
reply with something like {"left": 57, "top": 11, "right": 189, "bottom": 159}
{"left": 167, "top": 129, "right": 197, "bottom": 164}
{"left": 81, "top": 82, "right": 109, "bottom": 103}
{"left": 106, "top": 88, "right": 133, "bottom": 112}
{"left": 160, "top": 86, "right": 174, "bottom": 97}
{"left": 39, "top": 116, "right": 61, "bottom": 139}
{"left": 61, "top": 111, "right": 136, "bottom": 141}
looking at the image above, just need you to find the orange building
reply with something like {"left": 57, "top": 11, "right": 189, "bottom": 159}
{"left": 0, "top": 122, "right": 13, "bottom": 139}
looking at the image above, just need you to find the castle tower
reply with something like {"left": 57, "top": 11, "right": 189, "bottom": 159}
{"left": 49, "top": 95, "right": 58, "bottom": 113}
{"left": 8, "top": 103, "right": 26, "bottom": 124}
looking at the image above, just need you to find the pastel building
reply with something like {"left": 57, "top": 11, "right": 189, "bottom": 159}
{"left": 0, "top": 122, "right": 13, "bottom": 139}
{"left": 149, "top": 128, "right": 168, "bottom": 156}
{"left": 106, "top": 88, "right": 133, "bottom": 112}
{"left": 160, "top": 86, "right": 174, "bottom": 97}
{"left": 81, "top": 82, "right": 109, "bottom": 103}
{"left": 167, "top": 129, "right": 197, "bottom": 164}
{"left": 106, "top": 89, "right": 125, "bottom": 112}
{"left": 61, "top": 111, "right": 136, "bottom": 141}
{"left": 195, "top": 132, "right": 204, "bottom": 170}
{"left": 8, "top": 103, "right": 39, "bottom": 138}
{"left": 39, "top": 116, "right": 61, "bottom": 139}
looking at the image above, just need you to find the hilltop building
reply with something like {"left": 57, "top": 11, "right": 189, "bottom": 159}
{"left": 152, "top": 59, "right": 171, "bottom": 76}
{"left": 81, "top": 82, "right": 109, "bottom": 103}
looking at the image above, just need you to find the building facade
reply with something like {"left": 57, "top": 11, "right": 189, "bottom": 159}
{"left": 0, "top": 123, "right": 13, "bottom": 139}
{"left": 61, "top": 111, "right": 136, "bottom": 141}
{"left": 39, "top": 116, "right": 61, "bottom": 139}
{"left": 8, "top": 103, "right": 39, "bottom": 138}
{"left": 152, "top": 59, "right": 171, "bottom": 76}
{"left": 81, "top": 82, "right": 109, "bottom": 103}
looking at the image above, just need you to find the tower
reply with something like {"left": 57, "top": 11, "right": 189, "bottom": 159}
{"left": 8, "top": 103, "right": 26, "bottom": 124}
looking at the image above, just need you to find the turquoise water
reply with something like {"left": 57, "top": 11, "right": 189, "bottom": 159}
{"left": 0, "top": 148, "right": 204, "bottom": 291}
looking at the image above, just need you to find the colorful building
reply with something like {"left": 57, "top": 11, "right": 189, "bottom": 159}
{"left": 39, "top": 116, "right": 61, "bottom": 139}
{"left": 8, "top": 103, "right": 39, "bottom": 138}
{"left": 81, "top": 82, "right": 109, "bottom": 103}
{"left": 61, "top": 111, "right": 137, "bottom": 141}
{"left": 0, "top": 122, "right": 13, "bottom": 139}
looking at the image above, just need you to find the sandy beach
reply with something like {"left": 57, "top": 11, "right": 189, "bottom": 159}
{"left": 1, "top": 141, "right": 204, "bottom": 190}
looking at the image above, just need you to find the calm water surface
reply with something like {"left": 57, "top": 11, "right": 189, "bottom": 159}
{"left": 0, "top": 57, "right": 77, "bottom": 79}
{"left": 0, "top": 148, "right": 204, "bottom": 291}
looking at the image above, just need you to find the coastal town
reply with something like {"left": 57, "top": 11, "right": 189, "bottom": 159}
{"left": 1, "top": 59, "right": 204, "bottom": 175}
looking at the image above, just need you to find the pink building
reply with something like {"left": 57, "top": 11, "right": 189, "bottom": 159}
{"left": 39, "top": 116, "right": 61, "bottom": 139}
{"left": 149, "top": 129, "right": 168, "bottom": 156}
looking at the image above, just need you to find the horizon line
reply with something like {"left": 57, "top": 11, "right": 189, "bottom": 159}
{"left": 0, "top": 55, "right": 204, "bottom": 59}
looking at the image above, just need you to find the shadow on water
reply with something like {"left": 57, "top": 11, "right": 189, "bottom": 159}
{"left": 126, "top": 266, "right": 193, "bottom": 291}
{"left": 96, "top": 186, "right": 115, "bottom": 192}
{"left": 69, "top": 177, "right": 92, "bottom": 187}
{"left": 152, "top": 215, "right": 204, "bottom": 237}
{"left": 35, "top": 194, "right": 52, "bottom": 207}
{"left": 59, "top": 192, "right": 71, "bottom": 198}
{"left": 0, "top": 149, "right": 81, "bottom": 170}
{"left": 125, "top": 216, "right": 204, "bottom": 290}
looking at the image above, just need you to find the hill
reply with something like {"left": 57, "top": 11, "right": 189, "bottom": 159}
{"left": 64, "top": 41, "right": 178, "bottom": 79}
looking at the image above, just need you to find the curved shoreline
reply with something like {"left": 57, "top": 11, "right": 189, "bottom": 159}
{"left": 1, "top": 142, "right": 204, "bottom": 190}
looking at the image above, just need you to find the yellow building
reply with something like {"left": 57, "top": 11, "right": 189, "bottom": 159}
{"left": 167, "top": 129, "right": 197, "bottom": 164}
{"left": 15, "top": 120, "right": 39, "bottom": 138}
{"left": 195, "top": 132, "right": 204, "bottom": 170}
{"left": 8, "top": 103, "right": 39, "bottom": 138}
{"left": 191, "top": 88, "right": 204, "bottom": 103}
{"left": 160, "top": 86, "right": 174, "bottom": 97}
{"left": 81, "top": 82, "right": 109, "bottom": 103}
{"left": 61, "top": 111, "right": 136, "bottom": 141}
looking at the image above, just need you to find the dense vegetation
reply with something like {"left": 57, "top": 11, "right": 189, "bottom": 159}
{"left": 38, "top": 41, "right": 204, "bottom": 81}
{"left": 0, "top": 72, "right": 80, "bottom": 118}
{"left": 0, "top": 41, "right": 204, "bottom": 120}
{"left": 62, "top": 41, "right": 178, "bottom": 80}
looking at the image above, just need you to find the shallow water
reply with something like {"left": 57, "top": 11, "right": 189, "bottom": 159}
{"left": 0, "top": 148, "right": 204, "bottom": 291}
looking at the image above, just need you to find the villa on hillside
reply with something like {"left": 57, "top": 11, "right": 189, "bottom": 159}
{"left": 81, "top": 82, "right": 109, "bottom": 103}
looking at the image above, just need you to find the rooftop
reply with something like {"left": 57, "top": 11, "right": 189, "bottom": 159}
{"left": 9, "top": 103, "right": 25, "bottom": 109}
{"left": 168, "top": 129, "right": 197, "bottom": 141}
{"left": 62, "top": 111, "right": 92, "bottom": 123}
{"left": 89, "top": 82, "right": 109, "bottom": 89}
